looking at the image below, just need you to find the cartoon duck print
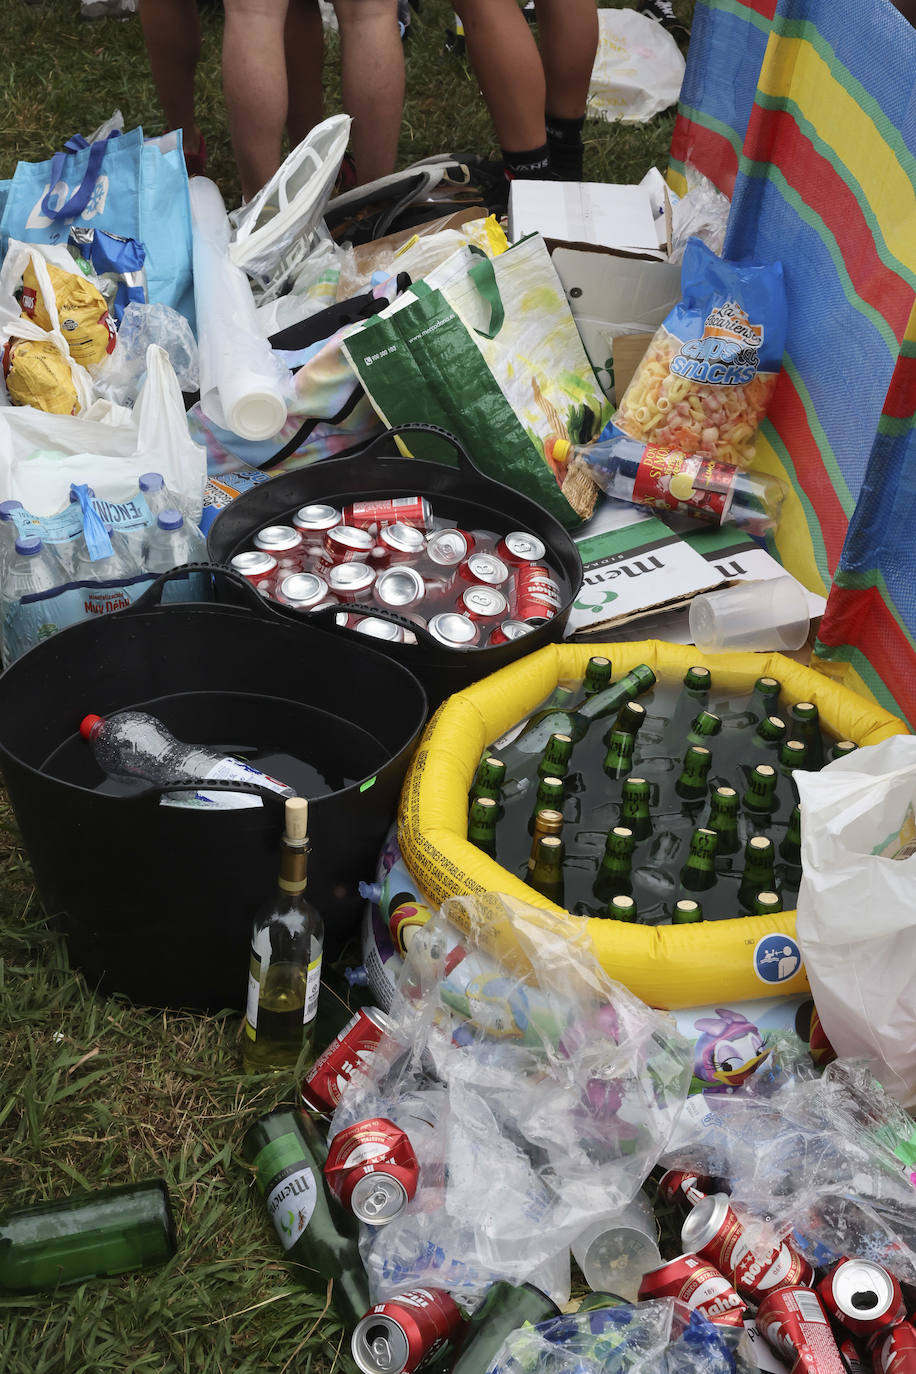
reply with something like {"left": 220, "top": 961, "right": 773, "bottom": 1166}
{"left": 691, "top": 1007, "right": 771, "bottom": 1094}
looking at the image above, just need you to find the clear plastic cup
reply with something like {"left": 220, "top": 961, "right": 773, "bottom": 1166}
{"left": 689, "top": 575, "right": 811, "bottom": 653}
{"left": 570, "top": 1192, "right": 661, "bottom": 1300}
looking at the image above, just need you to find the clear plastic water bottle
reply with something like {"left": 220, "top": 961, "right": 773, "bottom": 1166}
{"left": 146, "top": 509, "right": 209, "bottom": 601}
{"left": 79, "top": 709, "right": 296, "bottom": 810}
{"left": 1, "top": 536, "right": 64, "bottom": 665}
{"left": 139, "top": 472, "right": 178, "bottom": 520}
{"left": 0, "top": 500, "right": 25, "bottom": 581}
{"left": 73, "top": 525, "right": 140, "bottom": 583}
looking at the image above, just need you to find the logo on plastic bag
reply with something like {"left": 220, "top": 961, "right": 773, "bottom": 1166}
{"left": 670, "top": 301, "right": 763, "bottom": 387}
{"left": 753, "top": 933, "right": 802, "bottom": 985}
{"left": 25, "top": 175, "right": 110, "bottom": 231}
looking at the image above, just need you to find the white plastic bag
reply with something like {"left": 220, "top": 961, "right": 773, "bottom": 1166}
{"left": 795, "top": 736, "right": 916, "bottom": 1106}
{"left": 0, "top": 343, "right": 207, "bottom": 521}
{"left": 0, "top": 241, "right": 96, "bottom": 413}
{"left": 588, "top": 9, "right": 686, "bottom": 125}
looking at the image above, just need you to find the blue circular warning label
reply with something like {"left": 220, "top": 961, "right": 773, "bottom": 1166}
{"left": 753, "top": 933, "right": 802, "bottom": 984}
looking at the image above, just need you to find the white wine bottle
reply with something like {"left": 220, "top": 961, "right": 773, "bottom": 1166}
{"left": 242, "top": 797, "right": 324, "bottom": 1073}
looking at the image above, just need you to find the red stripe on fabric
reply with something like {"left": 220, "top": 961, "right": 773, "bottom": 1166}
{"left": 669, "top": 114, "right": 738, "bottom": 198}
{"left": 741, "top": 0, "right": 778, "bottom": 19}
{"left": 881, "top": 353, "right": 916, "bottom": 420}
{"left": 819, "top": 584, "right": 916, "bottom": 719}
{"left": 743, "top": 105, "right": 914, "bottom": 339}
{"left": 768, "top": 370, "right": 849, "bottom": 574}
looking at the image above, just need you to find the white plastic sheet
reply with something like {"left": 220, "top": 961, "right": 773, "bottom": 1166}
{"left": 588, "top": 9, "right": 686, "bottom": 125}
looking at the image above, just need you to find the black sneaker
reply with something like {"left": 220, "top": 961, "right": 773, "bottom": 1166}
{"left": 638, "top": 0, "right": 691, "bottom": 43}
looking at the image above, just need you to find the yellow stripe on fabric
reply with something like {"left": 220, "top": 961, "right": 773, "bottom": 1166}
{"left": 753, "top": 429, "right": 830, "bottom": 598}
{"left": 904, "top": 298, "right": 916, "bottom": 347}
{"left": 757, "top": 35, "right": 916, "bottom": 271}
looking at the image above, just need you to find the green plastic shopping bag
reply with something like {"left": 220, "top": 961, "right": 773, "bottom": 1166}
{"left": 341, "top": 235, "right": 611, "bottom": 528}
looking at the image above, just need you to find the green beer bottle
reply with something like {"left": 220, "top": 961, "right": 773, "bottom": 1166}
{"left": 738, "top": 835, "right": 779, "bottom": 911}
{"left": 593, "top": 826, "right": 635, "bottom": 902}
{"left": 468, "top": 796, "right": 498, "bottom": 855}
{"left": 527, "top": 834, "right": 565, "bottom": 903}
{"left": 493, "top": 665, "right": 656, "bottom": 776}
{"left": 661, "top": 666, "right": 711, "bottom": 749}
{"left": 789, "top": 700, "right": 825, "bottom": 769}
{"left": 753, "top": 675, "right": 782, "bottom": 710}
{"left": 611, "top": 700, "right": 648, "bottom": 739}
{"left": 673, "top": 898, "right": 703, "bottom": 923}
{"left": 242, "top": 1108, "right": 369, "bottom": 1327}
{"left": 678, "top": 828, "right": 718, "bottom": 893}
{"left": 753, "top": 890, "right": 782, "bottom": 916}
{"left": 528, "top": 808, "right": 564, "bottom": 871}
{"left": 577, "top": 1291, "right": 631, "bottom": 1312}
{"left": 583, "top": 655, "right": 613, "bottom": 697}
{"left": 779, "top": 738, "right": 808, "bottom": 771}
{"left": 620, "top": 776, "right": 652, "bottom": 840}
{"left": 0, "top": 1181, "right": 176, "bottom": 1293}
{"left": 743, "top": 763, "right": 778, "bottom": 815}
{"left": 450, "top": 1282, "right": 560, "bottom": 1374}
{"left": 528, "top": 776, "right": 565, "bottom": 832}
{"left": 752, "top": 715, "right": 788, "bottom": 752}
{"left": 604, "top": 728, "right": 635, "bottom": 780}
{"left": 607, "top": 893, "right": 637, "bottom": 922}
{"left": 538, "top": 732, "right": 573, "bottom": 779}
{"left": 675, "top": 746, "right": 712, "bottom": 801}
{"left": 830, "top": 739, "right": 858, "bottom": 761}
{"left": 687, "top": 710, "right": 722, "bottom": 746}
{"left": 470, "top": 754, "right": 506, "bottom": 803}
{"left": 706, "top": 785, "right": 740, "bottom": 857}
{"left": 780, "top": 804, "right": 802, "bottom": 867}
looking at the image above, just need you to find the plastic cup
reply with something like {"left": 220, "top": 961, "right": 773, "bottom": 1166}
{"left": 570, "top": 1192, "right": 661, "bottom": 1300}
{"left": 688, "top": 576, "right": 811, "bottom": 653}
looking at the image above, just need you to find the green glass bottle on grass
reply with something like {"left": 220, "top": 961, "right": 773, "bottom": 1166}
{"left": 243, "top": 798, "right": 323, "bottom": 1075}
{"left": 0, "top": 1181, "right": 176, "bottom": 1293}
{"left": 242, "top": 1108, "right": 369, "bottom": 1327}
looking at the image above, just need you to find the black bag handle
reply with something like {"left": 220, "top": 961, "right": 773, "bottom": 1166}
{"left": 122, "top": 563, "right": 294, "bottom": 624}
{"left": 350, "top": 422, "right": 485, "bottom": 478}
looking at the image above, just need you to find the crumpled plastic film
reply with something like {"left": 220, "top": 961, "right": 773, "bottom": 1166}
{"left": 329, "top": 894, "right": 691, "bottom": 1304}
{"left": 662, "top": 1058, "right": 916, "bottom": 1281}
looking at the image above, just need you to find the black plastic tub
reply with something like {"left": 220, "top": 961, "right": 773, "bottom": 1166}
{"left": 207, "top": 424, "right": 584, "bottom": 709}
{"left": 0, "top": 570, "right": 427, "bottom": 1011}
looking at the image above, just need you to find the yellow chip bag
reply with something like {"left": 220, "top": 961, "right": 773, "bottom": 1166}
{"left": 21, "top": 260, "right": 116, "bottom": 365}
{"left": 3, "top": 337, "right": 80, "bottom": 415}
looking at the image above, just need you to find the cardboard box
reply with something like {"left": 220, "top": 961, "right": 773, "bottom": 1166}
{"left": 508, "top": 179, "right": 680, "bottom": 399}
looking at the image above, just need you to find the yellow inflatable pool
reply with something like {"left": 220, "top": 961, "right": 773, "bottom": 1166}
{"left": 398, "top": 640, "right": 908, "bottom": 1009}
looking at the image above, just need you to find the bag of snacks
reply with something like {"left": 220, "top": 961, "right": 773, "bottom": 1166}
{"left": 21, "top": 258, "right": 116, "bottom": 366}
{"left": 610, "top": 238, "right": 787, "bottom": 467}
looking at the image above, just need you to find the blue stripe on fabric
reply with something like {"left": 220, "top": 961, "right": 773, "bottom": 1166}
{"left": 677, "top": 1, "right": 769, "bottom": 151}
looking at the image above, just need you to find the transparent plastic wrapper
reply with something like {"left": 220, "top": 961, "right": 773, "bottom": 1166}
{"left": 662, "top": 1058, "right": 916, "bottom": 1282}
{"left": 564, "top": 432, "right": 785, "bottom": 536}
{"left": 90, "top": 302, "right": 199, "bottom": 407}
{"left": 609, "top": 238, "right": 787, "bottom": 468}
{"left": 670, "top": 173, "right": 731, "bottom": 265}
{"left": 329, "top": 893, "right": 691, "bottom": 1304}
{"left": 487, "top": 1300, "right": 738, "bottom": 1374}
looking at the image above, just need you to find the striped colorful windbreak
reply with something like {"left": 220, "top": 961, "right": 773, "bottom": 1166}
{"left": 670, "top": 0, "right": 916, "bottom": 725}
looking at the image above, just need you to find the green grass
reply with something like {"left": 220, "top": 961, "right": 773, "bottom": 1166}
{"left": 0, "top": 0, "right": 692, "bottom": 1367}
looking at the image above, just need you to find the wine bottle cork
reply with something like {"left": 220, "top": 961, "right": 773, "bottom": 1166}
{"left": 284, "top": 797, "right": 309, "bottom": 842}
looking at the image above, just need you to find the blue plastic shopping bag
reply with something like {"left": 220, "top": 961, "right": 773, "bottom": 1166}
{"left": 0, "top": 128, "right": 194, "bottom": 326}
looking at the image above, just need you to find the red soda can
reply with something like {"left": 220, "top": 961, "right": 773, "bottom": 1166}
{"left": 230, "top": 550, "right": 277, "bottom": 591}
{"left": 872, "top": 1322, "right": 916, "bottom": 1374}
{"left": 351, "top": 1288, "right": 465, "bottom": 1374}
{"left": 375, "top": 523, "right": 427, "bottom": 564}
{"left": 427, "top": 613, "right": 479, "bottom": 648}
{"left": 681, "top": 1193, "right": 813, "bottom": 1301}
{"left": 374, "top": 567, "right": 425, "bottom": 611}
{"left": 426, "top": 528, "right": 474, "bottom": 566}
{"left": 488, "top": 620, "right": 534, "bottom": 646}
{"left": 342, "top": 497, "right": 433, "bottom": 531}
{"left": 657, "top": 1168, "right": 717, "bottom": 1208}
{"left": 459, "top": 585, "right": 508, "bottom": 623}
{"left": 324, "top": 1117, "right": 419, "bottom": 1224}
{"left": 301, "top": 1006, "right": 394, "bottom": 1114}
{"left": 514, "top": 563, "right": 562, "bottom": 620}
{"left": 354, "top": 617, "right": 406, "bottom": 643}
{"left": 457, "top": 553, "right": 510, "bottom": 588}
{"left": 276, "top": 571, "right": 331, "bottom": 610}
{"left": 328, "top": 562, "right": 376, "bottom": 603}
{"left": 496, "top": 531, "right": 547, "bottom": 565}
{"left": 817, "top": 1261, "right": 906, "bottom": 1344}
{"left": 254, "top": 524, "right": 303, "bottom": 555}
{"left": 637, "top": 1253, "right": 746, "bottom": 1326}
{"left": 839, "top": 1336, "right": 872, "bottom": 1374}
{"left": 756, "top": 1286, "right": 846, "bottom": 1374}
{"left": 293, "top": 503, "right": 341, "bottom": 535}
{"left": 324, "top": 525, "right": 375, "bottom": 563}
